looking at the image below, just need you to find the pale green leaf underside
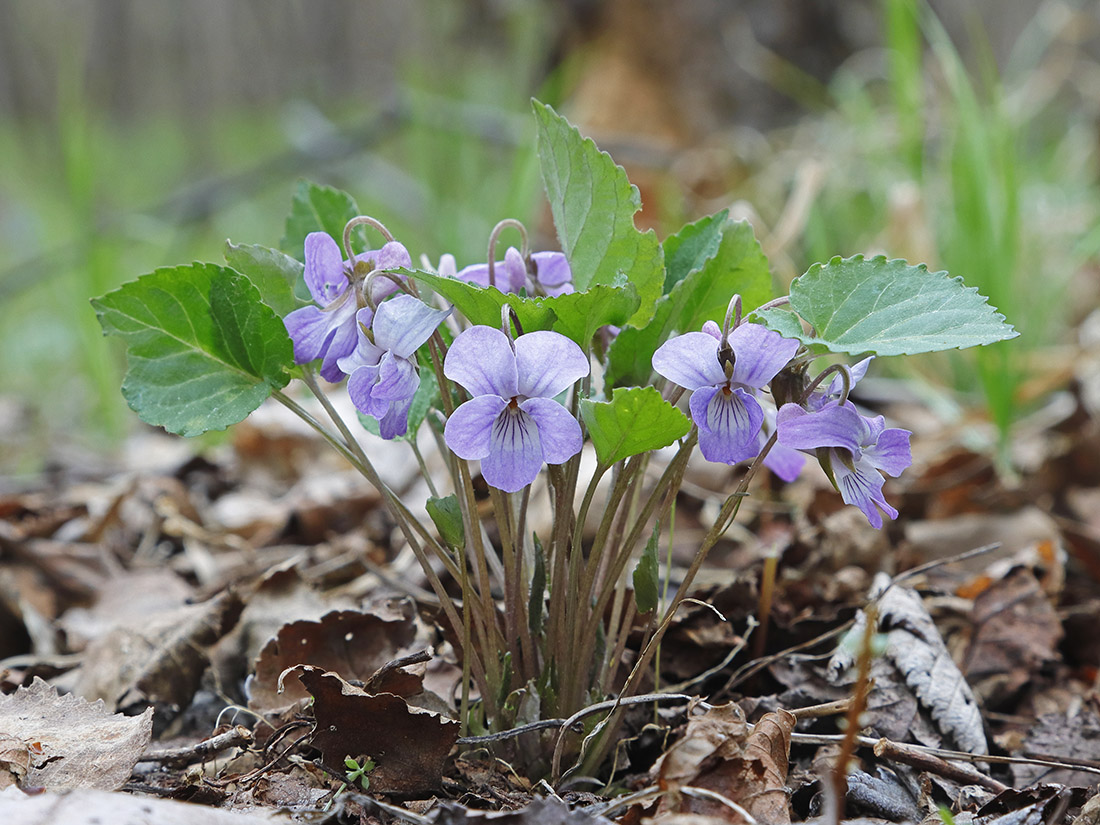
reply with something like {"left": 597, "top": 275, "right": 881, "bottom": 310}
{"left": 580, "top": 386, "right": 691, "bottom": 466}
{"left": 770, "top": 255, "right": 1019, "bottom": 356}
{"left": 533, "top": 101, "right": 664, "bottom": 325}
{"left": 92, "top": 263, "right": 292, "bottom": 436}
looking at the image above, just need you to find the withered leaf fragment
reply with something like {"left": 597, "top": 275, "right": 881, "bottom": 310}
{"left": 296, "top": 667, "right": 458, "bottom": 797}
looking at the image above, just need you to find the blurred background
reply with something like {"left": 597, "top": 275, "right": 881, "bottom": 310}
{"left": 2, "top": 0, "right": 1098, "bottom": 483}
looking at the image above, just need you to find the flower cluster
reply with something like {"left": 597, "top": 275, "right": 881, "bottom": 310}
{"left": 284, "top": 221, "right": 910, "bottom": 526}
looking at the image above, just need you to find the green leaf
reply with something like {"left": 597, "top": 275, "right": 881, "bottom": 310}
{"left": 281, "top": 180, "right": 362, "bottom": 260}
{"left": 632, "top": 526, "right": 660, "bottom": 614}
{"left": 579, "top": 386, "right": 691, "bottom": 466}
{"left": 533, "top": 101, "right": 664, "bottom": 325}
{"left": 547, "top": 283, "right": 638, "bottom": 349}
{"left": 408, "top": 269, "right": 557, "bottom": 336}
{"left": 606, "top": 218, "right": 773, "bottom": 388}
{"left": 426, "top": 494, "right": 465, "bottom": 552}
{"left": 355, "top": 369, "right": 439, "bottom": 442}
{"left": 224, "top": 241, "right": 306, "bottom": 317}
{"left": 92, "top": 263, "right": 293, "bottom": 436}
{"left": 662, "top": 210, "right": 727, "bottom": 292}
{"left": 759, "top": 255, "right": 1019, "bottom": 356}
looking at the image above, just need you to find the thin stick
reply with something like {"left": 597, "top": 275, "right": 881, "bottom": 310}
{"left": 137, "top": 726, "right": 252, "bottom": 766}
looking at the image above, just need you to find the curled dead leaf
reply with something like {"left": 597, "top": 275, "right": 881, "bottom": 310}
{"left": 295, "top": 666, "right": 459, "bottom": 797}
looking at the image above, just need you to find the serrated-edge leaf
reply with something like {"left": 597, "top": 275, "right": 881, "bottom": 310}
{"left": 533, "top": 101, "right": 664, "bottom": 324}
{"left": 280, "top": 179, "right": 362, "bottom": 260}
{"left": 662, "top": 209, "right": 728, "bottom": 293}
{"left": 224, "top": 240, "right": 306, "bottom": 317}
{"left": 785, "top": 254, "right": 1019, "bottom": 356}
{"left": 92, "top": 263, "right": 292, "bottom": 437}
{"left": 407, "top": 269, "right": 557, "bottom": 335}
{"left": 580, "top": 386, "right": 691, "bottom": 466}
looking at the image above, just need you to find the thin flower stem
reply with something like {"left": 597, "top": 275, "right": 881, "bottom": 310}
{"left": 409, "top": 438, "right": 441, "bottom": 499}
{"left": 489, "top": 485, "right": 524, "bottom": 684}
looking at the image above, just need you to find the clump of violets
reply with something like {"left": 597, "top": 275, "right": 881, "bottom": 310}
{"left": 443, "top": 322, "right": 588, "bottom": 493}
{"left": 338, "top": 294, "right": 451, "bottom": 439}
{"left": 284, "top": 227, "right": 412, "bottom": 382}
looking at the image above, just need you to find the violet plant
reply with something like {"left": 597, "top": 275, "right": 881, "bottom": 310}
{"left": 92, "top": 101, "right": 1017, "bottom": 772}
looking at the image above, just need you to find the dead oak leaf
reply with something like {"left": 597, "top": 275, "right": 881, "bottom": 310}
{"left": 296, "top": 667, "right": 458, "bottom": 797}
{"left": 247, "top": 608, "right": 419, "bottom": 714}
{"left": 0, "top": 784, "right": 282, "bottom": 823}
{"left": 0, "top": 677, "right": 152, "bottom": 790}
{"left": 655, "top": 702, "right": 795, "bottom": 824}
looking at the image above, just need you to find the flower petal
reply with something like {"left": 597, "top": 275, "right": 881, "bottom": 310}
{"left": 727, "top": 323, "right": 800, "bottom": 389}
{"left": 515, "top": 331, "right": 590, "bottom": 399}
{"left": 336, "top": 308, "right": 383, "bottom": 374}
{"left": 346, "top": 364, "right": 382, "bottom": 416}
{"left": 483, "top": 407, "right": 544, "bottom": 493}
{"left": 372, "top": 294, "right": 451, "bottom": 358}
{"left": 378, "top": 393, "right": 415, "bottom": 439}
{"left": 373, "top": 352, "right": 419, "bottom": 404}
{"left": 318, "top": 301, "right": 360, "bottom": 382}
{"left": 503, "top": 247, "right": 528, "bottom": 293}
{"left": 832, "top": 456, "right": 897, "bottom": 529}
{"left": 366, "top": 242, "right": 414, "bottom": 303}
{"left": 455, "top": 262, "right": 491, "bottom": 288}
{"left": 691, "top": 386, "right": 763, "bottom": 465}
{"left": 775, "top": 402, "right": 863, "bottom": 454}
{"left": 652, "top": 332, "right": 726, "bottom": 390}
{"left": 865, "top": 427, "right": 912, "bottom": 477}
{"left": 284, "top": 305, "right": 336, "bottom": 365}
{"left": 824, "top": 356, "right": 874, "bottom": 398}
{"left": 444, "top": 326, "right": 518, "bottom": 398}
{"left": 530, "top": 251, "right": 572, "bottom": 291}
{"left": 763, "top": 442, "right": 806, "bottom": 483}
{"left": 444, "top": 395, "right": 507, "bottom": 460}
{"left": 520, "top": 397, "right": 583, "bottom": 465}
{"left": 304, "top": 232, "right": 347, "bottom": 305}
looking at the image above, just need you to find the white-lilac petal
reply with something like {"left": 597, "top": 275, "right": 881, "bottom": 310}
{"left": 347, "top": 364, "right": 385, "bottom": 418}
{"left": 303, "top": 232, "right": 347, "bottom": 305}
{"left": 372, "top": 295, "right": 451, "bottom": 358}
{"left": 833, "top": 459, "right": 896, "bottom": 529}
{"left": 775, "top": 402, "right": 863, "bottom": 454}
{"left": 336, "top": 308, "right": 384, "bottom": 374}
{"left": 763, "top": 443, "right": 805, "bottom": 483}
{"left": 520, "top": 397, "right": 583, "bottom": 465}
{"left": 691, "top": 386, "right": 764, "bottom": 464}
{"left": 373, "top": 353, "right": 419, "bottom": 403}
{"left": 444, "top": 326, "right": 519, "bottom": 399}
{"left": 483, "top": 408, "right": 544, "bottom": 493}
{"left": 652, "top": 332, "right": 727, "bottom": 390}
{"left": 515, "top": 331, "right": 589, "bottom": 399}
{"left": 864, "top": 428, "right": 912, "bottom": 477}
{"left": 531, "top": 251, "right": 573, "bottom": 296}
{"left": 701, "top": 320, "right": 723, "bottom": 342}
{"left": 444, "top": 395, "right": 508, "bottom": 460}
{"left": 727, "top": 323, "right": 800, "bottom": 389}
{"left": 378, "top": 395, "right": 415, "bottom": 440}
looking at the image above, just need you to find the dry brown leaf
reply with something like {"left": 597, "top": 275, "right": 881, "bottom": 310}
{"left": 963, "top": 567, "right": 1062, "bottom": 708}
{"left": 0, "top": 677, "right": 152, "bottom": 790}
{"left": 0, "top": 784, "right": 281, "bottom": 823}
{"left": 655, "top": 702, "right": 794, "bottom": 824}
{"left": 296, "top": 666, "right": 458, "bottom": 797}
{"left": 70, "top": 589, "right": 243, "bottom": 721}
{"left": 1011, "top": 710, "right": 1100, "bottom": 787}
{"left": 429, "top": 795, "right": 616, "bottom": 823}
{"left": 247, "top": 607, "right": 419, "bottom": 714}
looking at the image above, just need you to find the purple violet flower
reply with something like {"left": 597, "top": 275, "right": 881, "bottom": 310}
{"left": 443, "top": 326, "right": 589, "bottom": 493}
{"left": 337, "top": 295, "right": 450, "bottom": 439}
{"left": 283, "top": 231, "right": 412, "bottom": 382}
{"left": 455, "top": 247, "right": 574, "bottom": 297}
{"left": 652, "top": 321, "right": 800, "bottom": 465}
{"left": 776, "top": 401, "right": 912, "bottom": 528}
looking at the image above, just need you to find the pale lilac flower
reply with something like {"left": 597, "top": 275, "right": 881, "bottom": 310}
{"left": 337, "top": 295, "right": 450, "bottom": 439}
{"left": 807, "top": 356, "right": 874, "bottom": 411}
{"left": 283, "top": 231, "right": 412, "bottom": 382}
{"left": 455, "top": 247, "right": 574, "bottom": 296}
{"left": 776, "top": 401, "right": 911, "bottom": 528}
{"left": 757, "top": 404, "right": 805, "bottom": 483}
{"left": 652, "top": 321, "right": 800, "bottom": 465}
{"left": 443, "top": 327, "right": 589, "bottom": 492}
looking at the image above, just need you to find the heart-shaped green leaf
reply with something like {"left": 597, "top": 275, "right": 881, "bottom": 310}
{"left": 224, "top": 241, "right": 306, "bottom": 316}
{"left": 756, "top": 255, "right": 1018, "bottom": 356}
{"left": 580, "top": 386, "right": 690, "bottom": 466}
{"left": 92, "top": 263, "right": 292, "bottom": 436}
